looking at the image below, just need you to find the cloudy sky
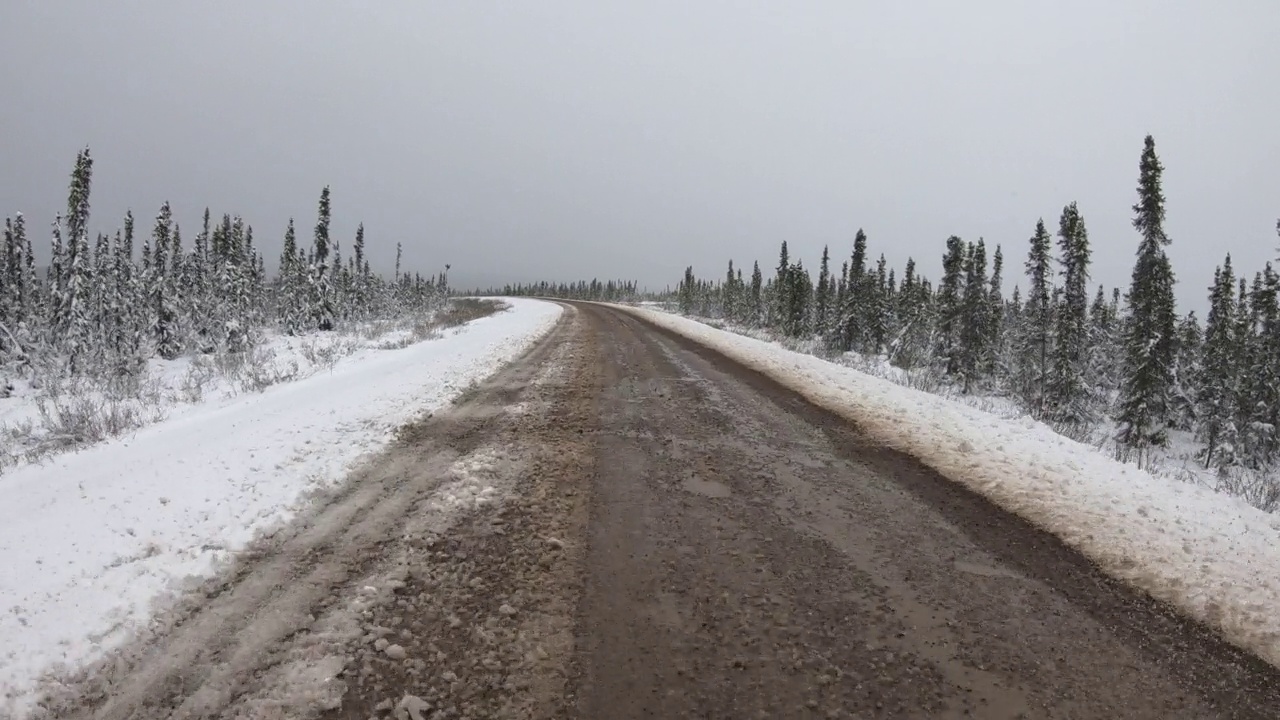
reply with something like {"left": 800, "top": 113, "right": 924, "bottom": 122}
{"left": 1, "top": 1, "right": 1276, "bottom": 305}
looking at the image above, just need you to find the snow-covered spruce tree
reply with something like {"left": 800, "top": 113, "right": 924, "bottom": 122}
{"left": 985, "top": 244, "right": 1005, "bottom": 380}
{"left": 1, "top": 222, "right": 13, "bottom": 333}
{"left": 889, "top": 257, "right": 933, "bottom": 369}
{"left": 187, "top": 209, "right": 212, "bottom": 350}
{"left": 1115, "top": 135, "right": 1178, "bottom": 455}
{"left": 62, "top": 149, "right": 94, "bottom": 372}
{"left": 170, "top": 223, "right": 187, "bottom": 342}
{"left": 1197, "top": 257, "right": 1238, "bottom": 467}
{"left": 772, "top": 241, "right": 791, "bottom": 333}
{"left": 1017, "top": 218, "right": 1054, "bottom": 415}
{"left": 934, "top": 235, "right": 966, "bottom": 377}
{"left": 108, "top": 212, "right": 145, "bottom": 377}
{"left": 1237, "top": 264, "right": 1280, "bottom": 467}
{"left": 1046, "top": 202, "right": 1093, "bottom": 424}
{"left": 1087, "top": 285, "right": 1120, "bottom": 400}
{"left": 722, "top": 260, "right": 739, "bottom": 321}
{"left": 838, "top": 229, "right": 869, "bottom": 352}
{"left": 149, "top": 202, "right": 181, "bottom": 359}
{"left": 391, "top": 241, "right": 405, "bottom": 313}
{"left": 241, "top": 223, "right": 261, "bottom": 328}
{"left": 1, "top": 222, "right": 20, "bottom": 322}
{"left": 331, "top": 228, "right": 346, "bottom": 320}
{"left": 956, "top": 239, "right": 990, "bottom": 392}
{"left": 1229, "top": 277, "right": 1258, "bottom": 464}
{"left": 0, "top": 216, "right": 30, "bottom": 365}
{"left": 785, "top": 259, "right": 812, "bottom": 338}
{"left": 866, "top": 254, "right": 890, "bottom": 354}
{"left": 351, "top": 222, "right": 367, "bottom": 319}
{"left": 749, "top": 261, "right": 763, "bottom": 327}
{"left": 834, "top": 261, "right": 848, "bottom": 330}
{"left": 310, "top": 186, "right": 335, "bottom": 331}
{"left": 678, "top": 266, "right": 696, "bottom": 315}
{"left": 90, "top": 231, "right": 112, "bottom": 369}
{"left": 733, "top": 267, "right": 745, "bottom": 324}
{"left": 47, "top": 216, "right": 67, "bottom": 346}
{"left": 815, "top": 245, "right": 832, "bottom": 339}
{"left": 277, "top": 218, "right": 303, "bottom": 333}
{"left": 1169, "top": 311, "right": 1202, "bottom": 431}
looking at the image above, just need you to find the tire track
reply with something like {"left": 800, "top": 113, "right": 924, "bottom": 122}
{"left": 29, "top": 310, "right": 579, "bottom": 720}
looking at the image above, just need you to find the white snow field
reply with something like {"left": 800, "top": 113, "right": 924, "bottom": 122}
{"left": 0, "top": 298, "right": 561, "bottom": 714}
{"left": 617, "top": 304, "right": 1280, "bottom": 671}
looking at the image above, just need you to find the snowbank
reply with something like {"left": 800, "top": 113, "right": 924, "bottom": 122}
{"left": 615, "top": 304, "right": 1280, "bottom": 670}
{"left": 0, "top": 299, "right": 562, "bottom": 711}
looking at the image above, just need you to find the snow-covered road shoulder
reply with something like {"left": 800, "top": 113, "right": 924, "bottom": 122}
{"left": 615, "top": 304, "right": 1280, "bottom": 671}
{"left": 0, "top": 298, "right": 562, "bottom": 714}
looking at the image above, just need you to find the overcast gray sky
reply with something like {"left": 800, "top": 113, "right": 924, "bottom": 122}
{"left": 1, "top": 1, "right": 1276, "bottom": 305}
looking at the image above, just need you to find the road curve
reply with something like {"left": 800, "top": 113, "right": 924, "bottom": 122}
{"left": 29, "top": 301, "right": 1280, "bottom": 719}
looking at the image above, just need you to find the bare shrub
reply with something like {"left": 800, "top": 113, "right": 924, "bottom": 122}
{"left": 180, "top": 359, "right": 220, "bottom": 404}
{"left": 438, "top": 298, "right": 505, "bottom": 328}
{"left": 1215, "top": 466, "right": 1280, "bottom": 512}
{"left": 300, "top": 336, "right": 359, "bottom": 370}
{"left": 33, "top": 396, "right": 145, "bottom": 452}
{"left": 237, "top": 345, "right": 299, "bottom": 394}
{"left": 1048, "top": 420, "right": 1096, "bottom": 445}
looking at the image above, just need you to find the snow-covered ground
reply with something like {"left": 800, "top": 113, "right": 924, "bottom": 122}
{"left": 0, "top": 298, "right": 561, "bottom": 713}
{"left": 0, "top": 316, "right": 451, "bottom": 472}
{"left": 618, "top": 304, "right": 1280, "bottom": 671}
{"left": 670, "top": 313, "right": 1280, "bottom": 512}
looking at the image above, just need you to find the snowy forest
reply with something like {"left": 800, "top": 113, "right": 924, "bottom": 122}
{"left": 0, "top": 149, "right": 448, "bottom": 383}
{"left": 673, "top": 136, "right": 1280, "bottom": 489}
{"left": 0, "top": 149, "right": 449, "bottom": 466}
{"left": 483, "top": 279, "right": 645, "bottom": 303}
{"left": 496, "top": 136, "right": 1280, "bottom": 507}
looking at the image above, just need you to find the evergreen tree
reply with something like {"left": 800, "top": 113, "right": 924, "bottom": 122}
{"left": 774, "top": 241, "right": 791, "bottom": 332}
{"left": 867, "top": 254, "right": 890, "bottom": 353}
{"left": 150, "top": 202, "right": 180, "bottom": 359}
{"left": 1, "top": 218, "right": 29, "bottom": 330}
{"left": 722, "top": 260, "right": 738, "bottom": 320}
{"left": 891, "top": 256, "right": 933, "bottom": 369}
{"left": 1197, "top": 256, "right": 1238, "bottom": 467}
{"left": 1018, "top": 219, "right": 1054, "bottom": 414}
{"left": 91, "top": 231, "right": 112, "bottom": 365}
{"left": 352, "top": 222, "right": 367, "bottom": 317}
{"left": 749, "top": 261, "right": 763, "bottom": 326}
{"left": 278, "top": 219, "right": 302, "bottom": 332}
{"left": 815, "top": 245, "right": 832, "bottom": 338}
{"left": 1116, "top": 135, "right": 1178, "bottom": 455}
{"left": 986, "top": 244, "right": 1005, "bottom": 378}
{"left": 1169, "top": 311, "right": 1202, "bottom": 431}
{"left": 111, "top": 212, "right": 144, "bottom": 375}
{"left": 935, "top": 235, "right": 966, "bottom": 375}
{"left": 14, "top": 215, "right": 33, "bottom": 334}
{"left": 311, "top": 186, "right": 335, "bottom": 330}
{"left": 840, "top": 229, "right": 868, "bottom": 351}
{"left": 1088, "top": 285, "right": 1119, "bottom": 398}
{"left": 0, "top": 220, "right": 20, "bottom": 360}
{"left": 678, "top": 266, "right": 696, "bottom": 315}
{"left": 1047, "top": 203, "right": 1093, "bottom": 423}
{"left": 48, "top": 217, "right": 67, "bottom": 341}
{"left": 957, "top": 240, "right": 990, "bottom": 391}
{"left": 785, "top": 260, "right": 812, "bottom": 338}
{"left": 1239, "top": 264, "right": 1280, "bottom": 467}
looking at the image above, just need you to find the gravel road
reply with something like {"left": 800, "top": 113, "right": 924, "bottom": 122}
{"left": 30, "top": 302, "right": 1280, "bottom": 719}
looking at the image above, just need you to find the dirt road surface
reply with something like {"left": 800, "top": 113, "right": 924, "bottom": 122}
{"left": 28, "top": 302, "right": 1280, "bottom": 719}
